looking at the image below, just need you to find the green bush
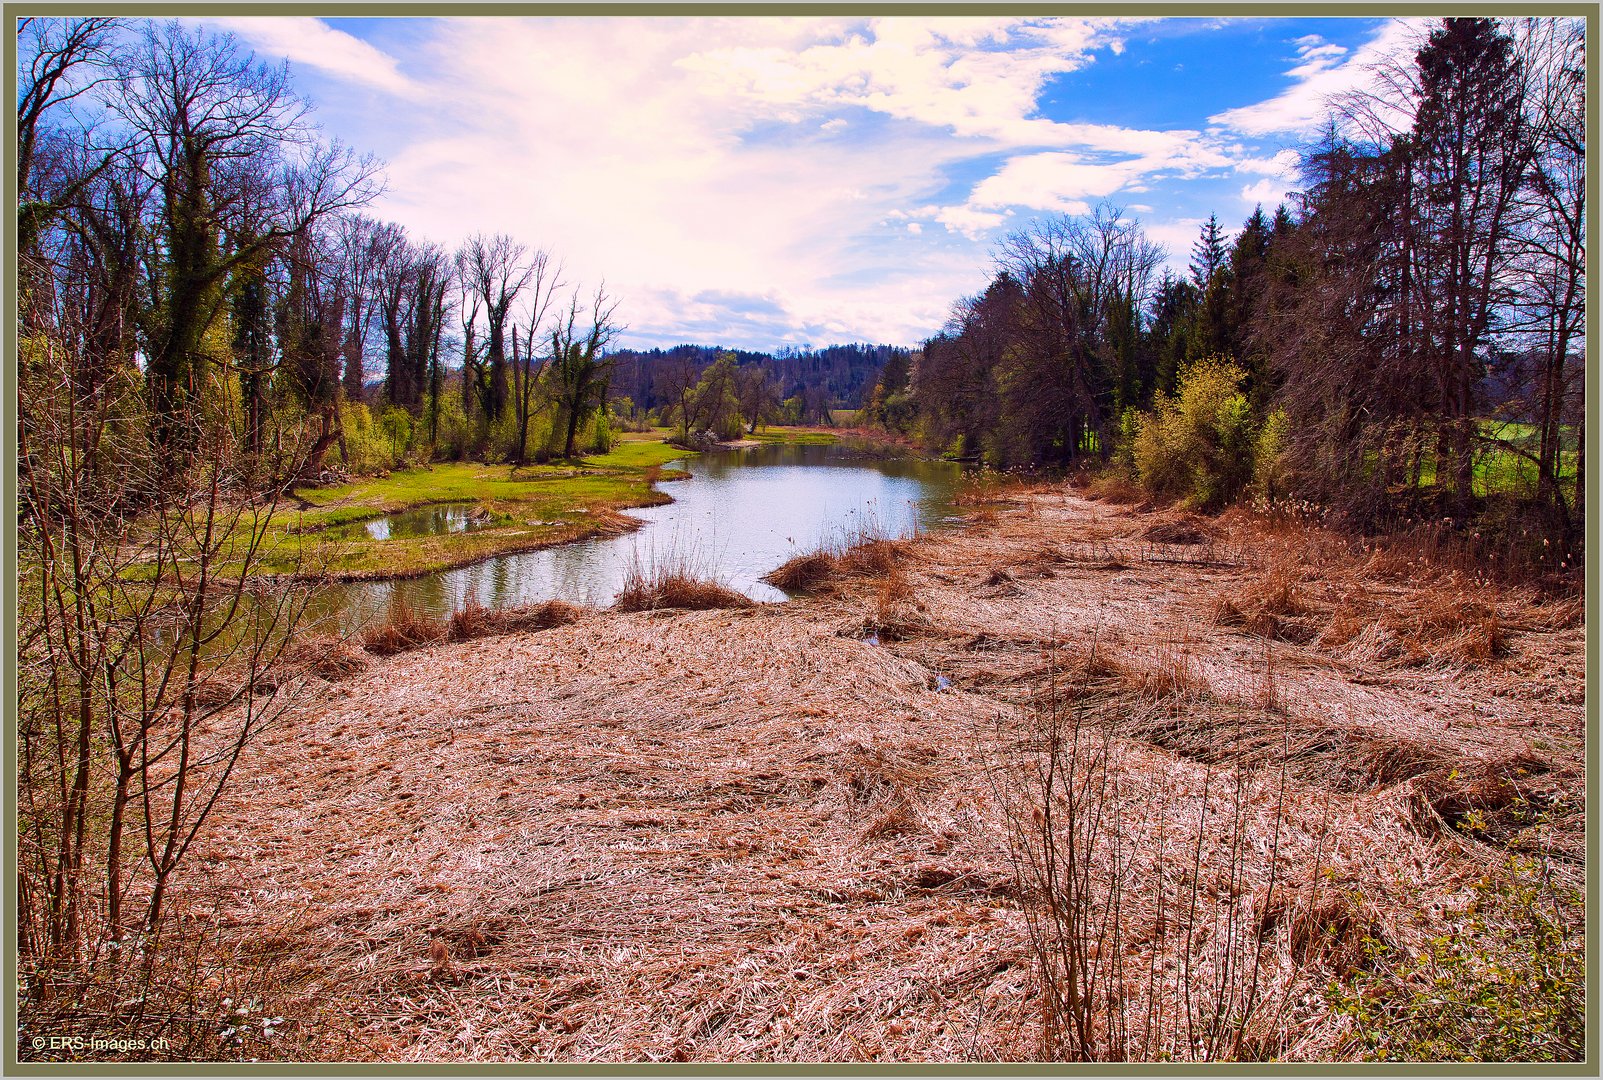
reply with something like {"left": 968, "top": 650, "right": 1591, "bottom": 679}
{"left": 1252, "top": 408, "right": 1291, "bottom": 505}
{"left": 376, "top": 406, "right": 416, "bottom": 467}
{"left": 1132, "top": 357, "right": 1257, "bottom": 510}
{"left": 1329, "top": 856, "right": 1583, "bottom": 1062}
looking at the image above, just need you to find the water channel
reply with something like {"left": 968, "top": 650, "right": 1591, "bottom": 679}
{"left": 299, "top": 442, "right": 966, "bottom": 635}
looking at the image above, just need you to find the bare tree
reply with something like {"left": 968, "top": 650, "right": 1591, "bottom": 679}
{"left": 19, "top": 312, "right": 309, "bottom": 964}
{"left": 336, "top": 214, "right": 399, "bottom": 403}
{"left": 655, "top": 352, "right": 704, "bottom": 444}
{"left": 995, "top": 206, "right": 1163, "bottom": 463}
{"left": 507, "top": 250, "right": 564, "bottom": 464}
{"left": 457, "top": 234, "right": 536, "bottom": 423}
{"left": 1509, "top": 17, "right": 1585, "bottom": 529}
{"left": 17, "top": 17, "right": 125, "bottom": 254}
{"left": 547, "top": 286, "right": 623, "bottom": 459}
{"left": 109, "top": 20, "right": 379, "bottom": 462}
{"left": 736, "top": 362, "right": 779, "bottom": 433}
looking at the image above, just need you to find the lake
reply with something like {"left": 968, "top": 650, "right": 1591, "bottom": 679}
{"left": 301, "top": 442, "right": 966, "bottom": 635}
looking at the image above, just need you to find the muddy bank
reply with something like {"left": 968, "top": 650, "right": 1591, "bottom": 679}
{"left": 187, "top": 485, "right": 1584, "bottom": 1063}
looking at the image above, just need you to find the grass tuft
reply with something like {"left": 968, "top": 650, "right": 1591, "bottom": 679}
{"left": 447, "top": 599, "right": 587, "bottom": 640}
{"left": 361, "top": 603, "right": 449, "bottom": 655}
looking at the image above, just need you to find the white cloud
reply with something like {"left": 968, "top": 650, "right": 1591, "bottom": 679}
{"left": 370, "top": 17, "right": 1007, "bottom": 347}
{"left": 1234, "top": 148, "right": 1301, "bottom": 179}
{"left": 1209, "top": 19, "right": 1426, "bottom": 137}
{"left": 206, "top": 16, "right": 420, "bottom": 98}
{"left": 209, "top": 15, "right": 1390, "bottom": 349}
{"left": 948, "top": 125, "right": 1235, "bottom": 225}
{"left": 1240, "top": 178, "right": 1284, "bottom": 207}
{"left": 677, "top": 17, "right": 1133, "bottom": 144}
{"left": 935, "top": 204, "right": 1009, "bottom": 240}
{"left": 968, "top": 153, "right": 1126, "bottom": 213}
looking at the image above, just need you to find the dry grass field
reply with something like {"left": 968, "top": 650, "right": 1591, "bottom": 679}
{"left": 176, "top": 483, "right": 1585, "bottom": 1063}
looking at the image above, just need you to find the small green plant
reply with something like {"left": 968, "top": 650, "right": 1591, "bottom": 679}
{"left": 1328, "top": 855, "right": 1583, "bottom": 1062}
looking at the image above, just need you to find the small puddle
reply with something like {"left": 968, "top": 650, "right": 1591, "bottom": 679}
{"left": 329, "top": 503, "right": 497, "bottom": 543}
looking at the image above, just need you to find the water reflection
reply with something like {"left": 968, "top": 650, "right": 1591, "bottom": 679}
{"left": 300, "top": 442, "right": 965, "bottom": 636}
{"left": 323, "top": 502, "right": 495, "bottom": 542}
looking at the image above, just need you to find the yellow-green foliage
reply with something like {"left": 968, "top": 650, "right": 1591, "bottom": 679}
{"left": 1132, "top": 356, "right": 1258, "bottom": 510}
{"left": 1252, "top": 408, "right": 1291, "bottom": 504}
{"left": 1330, "top": 856, "right": 1583, "bottom": 1062}
{"left": 339, "top": 402, "right": 416, "bottom": 473}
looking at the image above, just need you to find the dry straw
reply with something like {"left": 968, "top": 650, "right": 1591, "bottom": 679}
{"left": 158, "top": 482, "right": 1579, "bottom": 1063}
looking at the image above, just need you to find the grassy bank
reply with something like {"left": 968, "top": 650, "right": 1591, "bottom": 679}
{"left": 250, "top": 438, "right": 691, "bottom": 580}
{"left": 750, "top": 425, "right": 841, "bottom": 445}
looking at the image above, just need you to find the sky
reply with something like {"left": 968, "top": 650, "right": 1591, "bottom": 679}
{"left": 188, "top": 14, "right": 1431, "bottom": 352}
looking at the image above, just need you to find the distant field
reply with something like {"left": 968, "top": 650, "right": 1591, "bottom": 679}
{"left": 1412, "top": 421, "right": 1579, "bottom": 498}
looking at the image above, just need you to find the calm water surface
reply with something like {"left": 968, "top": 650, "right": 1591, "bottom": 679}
{"left": 302, "top": 443, "right": 965, "bottom": 635}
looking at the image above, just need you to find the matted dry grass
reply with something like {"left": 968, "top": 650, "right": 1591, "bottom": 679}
{"left": 179, "top": 484, "right": 1584, "bottom": 1063}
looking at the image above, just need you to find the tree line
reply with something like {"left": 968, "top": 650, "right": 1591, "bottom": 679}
{"left": 608, "top": 342, "right": 911, "bottom": 439}
{"left": 19, "top": 18, "right": 630, "bottom": 491}
{"left": 869, "top": 17, "right": 1583, "bottom": 556}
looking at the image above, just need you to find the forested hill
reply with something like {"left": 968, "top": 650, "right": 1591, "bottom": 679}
{"left": 608, "top": 343, "right": 911, "bottom": 423}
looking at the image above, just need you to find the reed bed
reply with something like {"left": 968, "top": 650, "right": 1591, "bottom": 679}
{"left": 360, "top": 599, "right": 589, "bottom": 657}
{"left": 169, "top": 483, "right": 1581, "bottom": 1063}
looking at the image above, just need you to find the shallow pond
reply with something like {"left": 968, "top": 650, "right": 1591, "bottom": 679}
{"left": 301, "top": 442, "right": 965, "bottom": 635}
{"left": 328, "top": 502, "right": 497, "bottom": 542}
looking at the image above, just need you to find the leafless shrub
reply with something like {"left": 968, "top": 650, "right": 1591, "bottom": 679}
{"left": 19, "top": 889, "right": 325, "bottom": 1062}
{"left": 992, "top": 642, "right": 1304, "bottom": 1061}
{"left": 19, "top": 355, "right": 315, "bottom": 1048}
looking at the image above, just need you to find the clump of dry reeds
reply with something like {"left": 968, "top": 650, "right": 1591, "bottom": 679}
{"left": 1127, "top": 637, "right": 1208, "bottom": 701}
{"left": 614, "top": 572, "right": 755, "bottom": 612}
{"left": 614, "top": 549, "right": 755, "bottom": 613}
{"left": 362, "top": 598, "right": 590, "bottom": 656}
{"left": 1315, "top": 587, "right": 1507, "bottom": 668}
{"left": 762, "top": 522, "right": 913, "bottom": 596}
{"left": 839, "top": 535, "right": 912, "bottom": 575}
{"left": 361, "top": 602, "right": 449, "bottom": 655}
{"left": 1401, "top": 595, "right": 1505, "bottom": 664}
{"left": 285, "top": 634, "right": 370, "bottom": 680}
{"left": 1142, "top": 514, "right": 1214, "bottom": 546}
{"left": 447, "top": 598, "right": 587, "bottom": 639}
{"left": 1212, "top": 563, "right": 1316, "bottom": 644}
{"left": 865, "top": 567, "right": 930, "bottom": 641}
{"left": 764, "top": 551, "right": 838, "bottom": 593}
{"left": 590, "top": 508, "right": 641, "bottom": 537}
